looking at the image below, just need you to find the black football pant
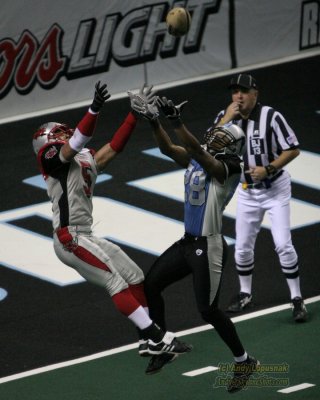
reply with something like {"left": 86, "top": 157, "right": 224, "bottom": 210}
{"left": 144, "top": 234, "right": 245, "bottom": 357}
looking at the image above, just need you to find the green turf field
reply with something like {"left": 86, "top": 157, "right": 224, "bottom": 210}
{"left": 1, "top": 299, "right": 319, "bottom": 400}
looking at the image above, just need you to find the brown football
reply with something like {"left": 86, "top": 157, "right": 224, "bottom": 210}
{"left": 166, "top": 7, "right": 191, "bottom": 37}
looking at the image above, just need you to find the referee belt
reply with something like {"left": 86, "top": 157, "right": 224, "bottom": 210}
{"left": 242, "top": 170, "right": 283, "bottom": 190}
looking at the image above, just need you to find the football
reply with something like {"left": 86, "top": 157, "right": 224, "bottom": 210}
{"left": 166, "top": 7, "right": 191, "bottom": 37}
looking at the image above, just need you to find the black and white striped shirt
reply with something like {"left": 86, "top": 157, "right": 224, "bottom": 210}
{"left": 214, "top": 103, "right": 299, "bottom": 184}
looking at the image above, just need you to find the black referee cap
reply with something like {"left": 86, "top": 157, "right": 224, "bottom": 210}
{"left": 228, "top": 74, "right": 258, "bottom": 90}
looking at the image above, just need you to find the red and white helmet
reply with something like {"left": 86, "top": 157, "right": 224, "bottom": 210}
{"left": 32, "top": 122, "right": 74, "bottom": 155}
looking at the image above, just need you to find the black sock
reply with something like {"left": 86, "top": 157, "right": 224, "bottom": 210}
{"left": 136, "top": 328, "right": 144, "bottom": 340}
{"left": 141, "top": 323, "right": 164, "bottom": 342}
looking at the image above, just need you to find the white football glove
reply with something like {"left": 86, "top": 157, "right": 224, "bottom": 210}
{"left": 128, "top": 84, "right": 159, "bottom": 121}
{"left": 130, "top": 99, "right": 159, "bottom": 121}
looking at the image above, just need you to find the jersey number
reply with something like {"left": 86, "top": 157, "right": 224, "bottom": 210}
{"left": 250, "top": 138, "right": 264, "bottom": 155}
{"left": 185, "top": 169, "right": 206, "bottom": 206}
{"left": 80, "top": 161, "right": 93, "bottom": 198}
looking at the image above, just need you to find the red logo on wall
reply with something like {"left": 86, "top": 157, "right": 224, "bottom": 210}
{"left": 0, "top": 2, "right": 220, "bottom": 100}
{"left": 0, "top": 24, "right": 66, "bottom": 99}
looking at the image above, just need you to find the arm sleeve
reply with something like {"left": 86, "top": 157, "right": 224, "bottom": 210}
{"left": 69, "top": 109, "right": 99, "bottom": 152}
{"left": 76, "top": 109, "right": 99, "bottom": 137}
{"left": 213, "top": 110, "right": 225, "bottom": 126}
{"left": 272, "top": 112, "right": 299, "bottom": 150}
{"left": 109, "top": 112, "right": 137, "bottom": 152}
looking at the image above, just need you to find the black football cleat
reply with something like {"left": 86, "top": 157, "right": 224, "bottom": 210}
{"left": 145, "top": 353, "right": 178, "bottom": 375}
{"left": 138, "top": 339, "right": 151, "bottom": 357}
{"left": 227, "top": 355, "right": 260, "bottom": 393}
{"left": 147, "top": 332, "right": 193, "bottom": 355}
{"left": 227, "top": 292, "right": 253, "bottom": 313}
{"left": 291, "top": 297, "right": 307, "bottom": 322}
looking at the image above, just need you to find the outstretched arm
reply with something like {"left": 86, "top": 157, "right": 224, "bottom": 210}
{"left": 157, "top": 97, "right": 227, "bottom": 182}
{"left": 61, "top": 81, "right": 110, "bottom": 162}
{"left": 128, "top": 85, "right": 190, "bottom": 168}
{"left": 94, "top": 112, "right": 138, "bottom": 170}
{"left": 174, "top": 123, "right": 226, "bottom": 182}
{"left": 149, "top": 119, "right": 190, "bottom": 168}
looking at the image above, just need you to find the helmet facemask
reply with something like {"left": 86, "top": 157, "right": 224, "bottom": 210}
{"left": 32, "top": 122, "right": 74, "bottom": 154}
{"left": 204, "top": 123, "right": 245, "bottom": 157}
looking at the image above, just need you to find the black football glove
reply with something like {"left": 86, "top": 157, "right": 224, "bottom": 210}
{"left": 91, "top": 81, "right": 111, "bottom": 112}
{"left": 156, "top": 96, "right": 188, "bottom": 121}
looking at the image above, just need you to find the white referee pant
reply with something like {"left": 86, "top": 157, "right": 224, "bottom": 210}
{"left": 235, "top": 170, "right": 298, "bottom": 274}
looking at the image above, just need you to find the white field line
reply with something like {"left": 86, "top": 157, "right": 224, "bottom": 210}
{"left": 278, "top": 383, "right": 316, "bottom": 394}
{"left": 182, "top": 366, "right": 219, "bottom": 377}
{"left": 1, "top": 295, "right": 319, "bottom": 385}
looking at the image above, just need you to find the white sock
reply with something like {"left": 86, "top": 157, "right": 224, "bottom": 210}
{"left": 286, "top": 277, "right": 302, "bottom": 299}
{"left": 234, "top": 352, "right": 248, "bottom": 363}
{"left": 239, "top": 275, "right": 252, "bottom": 294}
{"left": 127, "top": 306, "right": 153, "bottom": 330}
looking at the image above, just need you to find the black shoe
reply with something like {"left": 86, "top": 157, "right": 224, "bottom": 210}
{"left": 227, "top": 356, "right": 259, "bottom": 393}
{"left": 147, "top": 332, "right": 193, "bottom": 355}
{"left": 145, "top": 353, "right": 178, "bottom": 375}
{"left": 227, "top": 292, "right": 253, "bottom": 313}
{"left": 291, "top": 297, "right": 307, "bottom": 322}
{"left": 138, "top": 340, "right": 150, "bottom": 357}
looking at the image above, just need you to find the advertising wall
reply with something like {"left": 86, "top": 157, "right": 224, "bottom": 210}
{"left": 0, "top": 0, "right": 319, "bottom": 121}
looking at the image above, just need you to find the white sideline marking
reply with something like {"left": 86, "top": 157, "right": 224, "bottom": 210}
{"left": 23, "top": 173, "right": 112, "bottom": 189}
{"left": 175, "top": 294, "right": 319, "bottom": 337}
{"left": 0, "top": 198, "right": 185, "bottom": 285}
{"left": 0, "top": 288, "right": 8, "bottom": 301}
{"left": 278, "top": 383, "right": 315, "bottom": 393}
{"left": 129, "top": 152, "right": 320, "bottom": 231}
{"left": 1, "top": 295, "right": 319, "bottom": 385}
{"left": 183, "top": 366, "right": 219, "bottom": 377}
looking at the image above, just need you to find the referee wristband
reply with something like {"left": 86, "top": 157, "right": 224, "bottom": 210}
{"left": 109, "top": 112, "right": 137, "bottom": 153}
{"left": 265, "top": 164, "right": 278, "bottom": 177}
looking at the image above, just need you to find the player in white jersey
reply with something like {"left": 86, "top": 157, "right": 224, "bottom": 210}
{"left": 214, "top": 73, "right": 307, "bottom": 322}
{"left": 32, "top": 82, "right": 192, "bottom": 361}
{"left": 129, "top": 90, "right": 259, "bottom": 393}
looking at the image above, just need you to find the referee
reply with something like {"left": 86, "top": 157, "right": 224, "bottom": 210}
{"left": 214, "top": 73, "right": 307, "bottom": 322}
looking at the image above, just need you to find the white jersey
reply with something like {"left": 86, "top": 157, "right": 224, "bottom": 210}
{"left": 39, "top": 143, "right": 97, "bottom": 230}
